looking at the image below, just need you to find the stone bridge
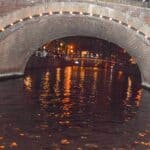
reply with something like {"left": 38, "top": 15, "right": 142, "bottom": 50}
{"left": 0, "top": 0, "right": 150, "bottom": 88}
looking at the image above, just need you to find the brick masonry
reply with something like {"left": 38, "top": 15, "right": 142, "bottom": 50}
{"left": 0, "top": 0, "right": 149, "bottom": 88}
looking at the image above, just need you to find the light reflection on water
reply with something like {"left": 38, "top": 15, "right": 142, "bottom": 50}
{"left": 24, "top": 64, "right": 142, "bottom": 123}
{"left": 0, "top": 62, "right": 149, "bottom": 150}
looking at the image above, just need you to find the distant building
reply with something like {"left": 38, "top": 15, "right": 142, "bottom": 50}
{"left": 35, "top": 50, "right": 48, "bottom": 58}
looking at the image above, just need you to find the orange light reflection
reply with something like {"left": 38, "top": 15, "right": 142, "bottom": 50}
{"left": 39, "top": 71, "right": 50, "bottom": 109}
{"left": 24, "top": 76, "right": 32, "bottom": 92}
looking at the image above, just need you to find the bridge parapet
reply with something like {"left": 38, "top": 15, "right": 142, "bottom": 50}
{"left": 0, "top": 0, "right": 149, "bottom": 42}
{"left": 0, "top": 0, "right": 149, "bottom": 9}
{"left": 0, "top": 0, "right": 150, "bottom": 16}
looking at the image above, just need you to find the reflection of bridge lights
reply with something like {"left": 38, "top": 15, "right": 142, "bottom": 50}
{"left": 55, "top": 68, "right": 61, "bottom": 96}
{"left": 118, "top": 71, "right": 123, "bottom": 79}
{"left": 39, "top": 71, "right": 50, "bottom": 109}
{"left": 135, "top": 89, "right": 142, "bottom": 106}
{"left": 126, "top": 77, "right": 132, "bottom": 101}
{"left": 63, "top": 103, "right": 72, "bottom": 111}
{"left": 60, "top": 139, "right": 70, "bottom": 145}
{"left": 134, "top": 141, "right": 150, "bottom": 147}
{"left": 45, "top": 71, "right": 50, "bottom": 76}
{"left": 130, "top": 57, "right": 136, "bottom": 64}
{"left": 62, "top": 98, "right": 70, "bottom": 104}
{"left": 24, "top": 76, "right": 32, "bottom": 91}
{"left": 80, "top": 67, "right": 85, "bottom": 81}
{"left": 92, "top": 67, "right": 98, "bottom": 92}
{"left": 56, "top": 68, "right": 61, "bottom": 81}
{"left": 64, "top": 67, "right": 72, "bottom": 95}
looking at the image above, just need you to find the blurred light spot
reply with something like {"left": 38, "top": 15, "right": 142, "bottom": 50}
{"left": 61, "top": 139, "right": 70, "bottom": 145}
{"left": 0, "top": 145, "right": 5, "bottom": 149}
{"left": 24, "top": 76, "right": 32, "bottom": 91}
{"left": 10, "top": 142, "right": 17, "bottom": 148}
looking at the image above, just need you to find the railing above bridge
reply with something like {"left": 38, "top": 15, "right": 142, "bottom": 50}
{"left": 41, "top": 0, "right": 150, "bottom": 8}
{"left": 98, "top": 0, "right": 150, "bottom": 7}
{"left": 51, "top": 0, "right": 150, "bottom": 8}
{"left": 0, "top": 0, "right": 149, "bottom": 17}
{"left": 0, "top": 0, "right": 149, "bottom": 10}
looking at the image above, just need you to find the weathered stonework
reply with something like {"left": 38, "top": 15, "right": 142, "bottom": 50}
{"left": 0, "top": 0, "right": 150, "bottom": 88}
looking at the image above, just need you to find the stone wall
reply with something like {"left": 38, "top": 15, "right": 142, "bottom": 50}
{"left": 0, "top": 0, "right": 149, "bottom": 88}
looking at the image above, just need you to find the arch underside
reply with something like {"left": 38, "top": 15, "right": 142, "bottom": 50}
{"left": 0, "top": 14, "right": 150, "bottom": 87}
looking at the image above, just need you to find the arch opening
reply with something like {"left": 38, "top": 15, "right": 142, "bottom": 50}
{"left": 24, "top": 36, "right": 142, "bottom": 123}
{"left": 25, "top": 36, "right": 142, "bottom": 84}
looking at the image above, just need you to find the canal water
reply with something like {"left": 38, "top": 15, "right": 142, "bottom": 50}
{"left": 0, "top": 62, "right": 150, "bottom": 149}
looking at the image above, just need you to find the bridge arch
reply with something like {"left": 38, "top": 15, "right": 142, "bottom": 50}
{"left": 0, "top": 1, "right": 150, "bottom": 87}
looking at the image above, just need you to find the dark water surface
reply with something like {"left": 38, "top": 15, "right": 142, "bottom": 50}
{"left": 0, "top": 64, "right": 150, "bottom": 150}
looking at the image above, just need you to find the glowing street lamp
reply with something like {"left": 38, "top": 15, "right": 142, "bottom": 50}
{"left": 70, "top": 49, "right": 74, "bottom": 53}
{"left": 67, "top": 44, "right": 75, "bottom": 55}
{"left": 43, "top": 46, "right": 46, "bottom": 50}
{"left": 60, "top": 42, "right": 64, "bottom": 47}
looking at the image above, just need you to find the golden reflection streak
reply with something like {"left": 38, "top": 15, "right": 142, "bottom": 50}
{"left": 118, "top": 70, "right": 123, "bottom": 80}
{"left": 55, "top": 68, "right": 61, "bottom": 96}
{"left": 24, "top": 76, "right": 32, "bottom": 92}
{"left": 61, "top": 67, "right": 72, "bottom": 118}
{"left": 56, "top": 68, "right": 61, "bottom": 81}
{"left": 125, "top": 77, "right": 132, "bottom": 102}
{"left": 135, "top": 89, "right": 142, "bottom": 106}
{"left": 79, "top": 67, "right": 85, "bottom": 93}
{"left": 39, "top": 71, "right": 50, "bottom": 109}
{"left": 134, "top": 141, "right": 150, "bottom": 147}
{"left": 135, "top": 130, "right": 150, "bottom": 147}
{"left": 104, "top": 63, "right": 108, "bottom": 81}
{"left": 138, "top": 132, "right": 146, "bottom": 137}
{"left": 110, "top": 64, "right": 114, "bottom": 83}
{"left": 61, "top": 103, "right": 72, "bottom": 118}
{"left": 107, "top": 64, "right": 114, "bottom": 95}
{"left": 125, "top": 77, "right": 142, "bottom": 107}
{"left": 62, "top": 98, "right": 72, "bottom": 111}
{"left": 92, "top": 67, "right": 98, "bottom": 93}
{"left": 63, "top": 67, "right": 72, "bottom": 96}
{"left": 61, "top": 139, "right": 70, "bottom": 145}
